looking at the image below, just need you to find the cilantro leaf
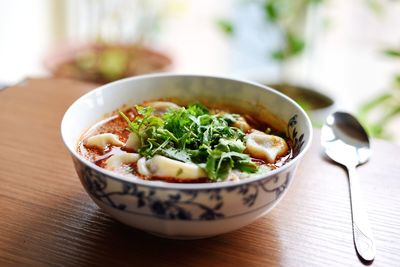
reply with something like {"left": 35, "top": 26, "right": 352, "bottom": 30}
{"left": 120, "top": 103, "right": 260, "bottom": 181}
{"left": 160, "top": 147, "right": 191, "bottom": 163}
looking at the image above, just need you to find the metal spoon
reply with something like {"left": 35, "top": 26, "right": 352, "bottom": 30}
{"left": 321, "top": 111, "right": 375, "bottom": 262}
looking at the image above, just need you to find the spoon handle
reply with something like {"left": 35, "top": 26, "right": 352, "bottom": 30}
{"left": 347, "top": 166, "right": 376, "bottom": 262}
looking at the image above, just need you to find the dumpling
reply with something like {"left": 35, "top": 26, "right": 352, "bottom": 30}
{"left": 226, "top": 171, "right": 240, "bottom": 182}
{"left": 105, "top": 153, "right": 140, "bottom": 170}
{"left": 137, "top": 157, "right": 151, "bottom": 176}
{"left": 245, "top": 130, "right": 288, "bottom": 163}
{"left": 144, "top": 101, "right": 180, "bottom": 115}
{"left": 146, "top": 155, "right": 206, "bottom": 180}
{"left": 85, "top": 133, "right": 124, "bottom": 150}
{"left": 125, "top": 132, "right": 141, "bottom": 151}
{"left": 232, "top": 116, "right": 251, "bottom": 132}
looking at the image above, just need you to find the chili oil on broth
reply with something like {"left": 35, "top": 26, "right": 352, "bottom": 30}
{"left": 77, "top": 101, "right": 293, "bottom": 183}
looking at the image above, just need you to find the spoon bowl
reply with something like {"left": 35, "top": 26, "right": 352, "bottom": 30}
{"left": 321, "top": 111, "right": 375, "bottom": 262}
{"left": 321, "top": 112, "right": 371, "bottom": 167}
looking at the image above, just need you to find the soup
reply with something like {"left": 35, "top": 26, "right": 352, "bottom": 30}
{"left": 77, "top": 101, "right": 292, "bottom": 183}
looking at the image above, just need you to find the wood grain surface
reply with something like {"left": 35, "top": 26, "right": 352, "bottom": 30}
{"left": 0, "top": 78, "right": 399, "bottom": 267}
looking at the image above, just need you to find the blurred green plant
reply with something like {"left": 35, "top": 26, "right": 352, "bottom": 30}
{"left": 217, "top": 0, "right": 329, "bottom": 119}
{"left": 217, "top": 0, "right": 323, "bottom": 64}
{"left": 358, "top": 48, "right": 400, "bottom": 139}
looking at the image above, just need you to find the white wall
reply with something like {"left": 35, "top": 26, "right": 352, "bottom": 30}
{"left": 0, "top": 0, "right": 51, "bottom": 84}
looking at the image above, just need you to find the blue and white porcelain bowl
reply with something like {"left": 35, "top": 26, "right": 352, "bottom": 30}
{"left": 61, "top": 74, "right": 313, "bottom": 239}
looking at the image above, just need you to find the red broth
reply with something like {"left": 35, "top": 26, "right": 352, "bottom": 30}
{"left": 78, "top": 104, "right": 292, "bottom": 183}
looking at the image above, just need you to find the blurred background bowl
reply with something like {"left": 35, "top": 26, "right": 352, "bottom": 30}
{"left": 44, "top": 42, "right": 172, "bottom": 84}
{"left": 267, "top": 83, "right": 336, "bottom": 127}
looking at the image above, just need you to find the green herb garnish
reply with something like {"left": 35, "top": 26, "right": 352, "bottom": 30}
{"left": 120, "top": 103, "right": 258, "bottom": 181}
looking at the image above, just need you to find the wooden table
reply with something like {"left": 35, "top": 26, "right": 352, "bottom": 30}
{"left": 0, "top": 78, "right": 399, "bottom": 267}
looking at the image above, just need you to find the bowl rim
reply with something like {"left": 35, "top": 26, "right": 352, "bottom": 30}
{"left": 61, "top": 73, "right": 313, "bottom": 190}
